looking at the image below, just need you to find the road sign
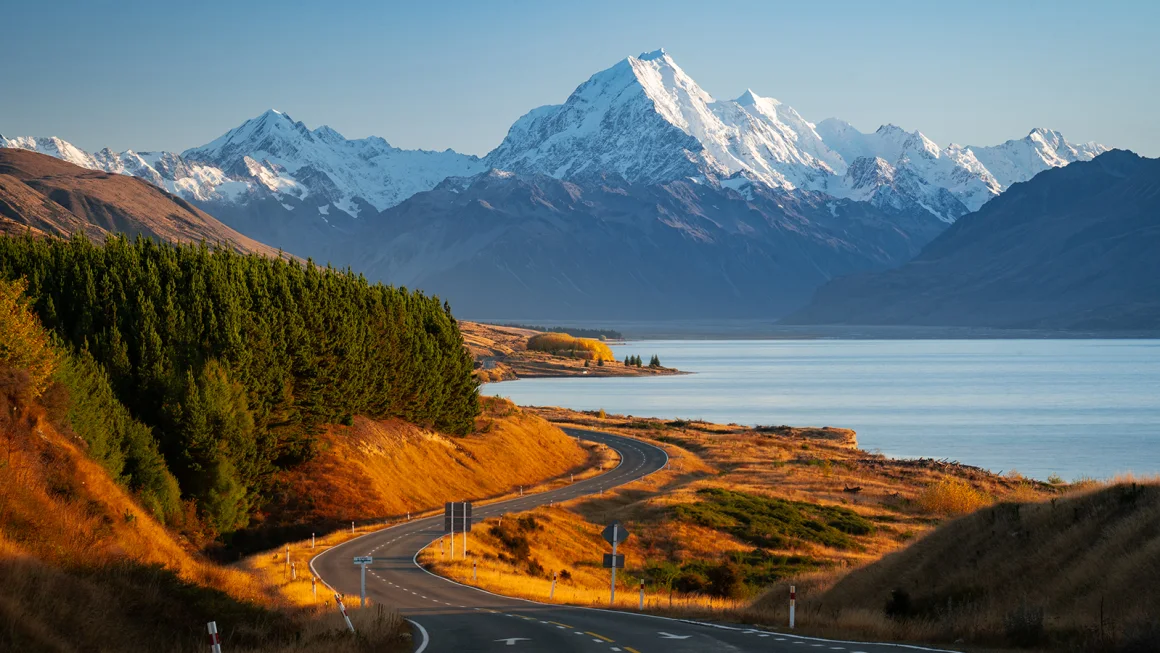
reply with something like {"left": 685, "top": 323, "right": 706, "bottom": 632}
{"left": 445, "top": 502, "right": 473, "bottom": 533}
{"left": 602, "top": 520, "right": 630, "bottom": 544}
{"left": 353, "top": 556, "right": 373, "bottom": 564}
{"left": 602, "top": 553, "right": 625, "bottom": 569}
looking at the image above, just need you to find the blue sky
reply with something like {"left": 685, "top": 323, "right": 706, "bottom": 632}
{"left": 2, "top": 0, "right": 1156, "bottom": 156}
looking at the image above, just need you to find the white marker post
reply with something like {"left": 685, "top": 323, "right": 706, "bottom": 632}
{"left": 207, "top": 621, "right": 222, "bottom": 653}
{"left": 354, "top": 556, "right": 373, "bottom": 608}
{"left": 789, "top": 585, "right": 796, "bottom": 629}
{"left": 473, "top": 559, "right": 478, "bottom": 581}
{"left": 312, "top": 533, "right": 316, "bottom": 549}
{"left": 351, "top": 521, "right": 355, "bottom": 534}
{"left": 550, "top": 571, "right": 557, "bottom": 599}
{"left": 335, "top": 593, "right": 355, "bottom": 633}
{"left": 311, "top": 576, "right": 317, "bottom": 598}
{"left": 639, "top": 579, "right": 645, "bottom": 610}
{"left": 290, "top": 562, "right": 296, "bottom": 580}
{"left": 285, "top": 545, "right": 290, "bottom": 566}
{"left": 570, "top": 473, "right": 574, "bottom": 483}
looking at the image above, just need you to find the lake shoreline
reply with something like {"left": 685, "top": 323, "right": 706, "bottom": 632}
{"left": 482, "top": 338, "right": 1160, "bottom": 481}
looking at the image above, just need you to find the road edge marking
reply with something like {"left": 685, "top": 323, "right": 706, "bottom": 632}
{"left": 407, "top": 618, "right": 429, "bottom": 653}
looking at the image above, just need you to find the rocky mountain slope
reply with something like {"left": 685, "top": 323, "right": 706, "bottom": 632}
{"left": 787, "top": 150, "right": 1160, "bottom": 330}
{"left": 0, "top": 149, "right": 281, "bottom": 256}
{"left": 346, "top": 170, "right": 946, "bottom": 320}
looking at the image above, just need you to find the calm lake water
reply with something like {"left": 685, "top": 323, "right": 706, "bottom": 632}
{"left": 483, "top": 340, "right": 1160, "bottom": 481}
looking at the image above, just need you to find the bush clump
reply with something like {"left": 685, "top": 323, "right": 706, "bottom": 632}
{"left": 527, "top": 333, "right": 614, "bottom": 360}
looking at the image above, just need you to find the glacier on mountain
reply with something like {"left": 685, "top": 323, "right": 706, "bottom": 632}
{"left": 1, "top": 49, "right": 1108, "bottom": 226}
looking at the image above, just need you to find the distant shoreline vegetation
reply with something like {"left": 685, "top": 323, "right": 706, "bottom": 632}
{"left": 490, "top": 323, "right": 623, "bottom": 340}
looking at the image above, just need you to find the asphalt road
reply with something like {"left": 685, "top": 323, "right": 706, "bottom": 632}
{"left": 311, "top": 428, "right": 954, "bottom": 653}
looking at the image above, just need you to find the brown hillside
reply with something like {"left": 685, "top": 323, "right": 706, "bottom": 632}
{"left": 816, "top": 482, "right": 1160, "bottom": 650}
{"left": 0, "top": 148, "right": 280, "bottom": 256}
{"left": 257, "top": 397, "right": 590, "bottom": 532}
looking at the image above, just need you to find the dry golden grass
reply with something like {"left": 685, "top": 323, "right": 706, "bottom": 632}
{"left": 0, "top": 396, "right": 408, "bottom": 651}
{"left": 263, "top": 397, "right": 589, "bottom": 528}
{"left": 421, "top": 406, "right": 1131, "bottom": 650}
{"left": 916, "top": 477, "right": 993, "bottom": 515}
{"left": 807, "top": 481, "right": 1160, "bottom": 651}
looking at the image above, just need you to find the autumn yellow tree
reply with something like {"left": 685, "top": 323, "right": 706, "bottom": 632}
{"left": 0, "top": 278, "right": 58, "bottom": 397}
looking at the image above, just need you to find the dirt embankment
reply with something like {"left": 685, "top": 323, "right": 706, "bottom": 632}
{"left": 459, "top": 321, "right": 684, "bottom": 382}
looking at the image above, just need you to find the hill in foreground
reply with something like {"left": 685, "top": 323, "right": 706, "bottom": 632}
{"left": 807, "top": 482, "right": 1160, "bottom": 650}
{"left": 787, "top": 150, "right": 1160, "bottom": 331}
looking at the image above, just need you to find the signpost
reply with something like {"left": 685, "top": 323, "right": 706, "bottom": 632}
{"left": 444, "top": 502, "right": 472, "bottom": 560}
{"left": 601, "top": 520, "right": 630, "bottom": 605}
{"left": 353, "top": 556, "right": 373, "bottom": 607}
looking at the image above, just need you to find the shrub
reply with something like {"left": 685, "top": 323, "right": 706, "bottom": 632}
{"left": 526, "top": 333, "right": 614, "bottom": 361}
{"left": 917, "top": 478, "right": 992, "bottom": 515}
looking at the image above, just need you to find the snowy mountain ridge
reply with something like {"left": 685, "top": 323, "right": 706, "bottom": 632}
{"left": 1, "top": 49, "right": 1107, "bottom": 225}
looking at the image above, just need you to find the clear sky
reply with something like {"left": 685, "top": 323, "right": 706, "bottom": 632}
{"left": 2, "top": 0, "right": 1156, "bottom": 156}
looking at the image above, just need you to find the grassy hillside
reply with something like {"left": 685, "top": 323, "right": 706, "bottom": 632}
{"left": 237, "top": 397, "right": 592, "bottom": 550}
{"left": 0, "top": 351, "right": 404, "bottom": 651}
{"left": 810, "top": 482, "right": 1160, "bottom": 651}
{"left": 421, "top": 407, "right": 1071, "bottom": 635}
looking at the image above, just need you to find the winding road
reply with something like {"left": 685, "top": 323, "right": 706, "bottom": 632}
{"left": 311, "top": 428, "right": 953, "bottom": 653}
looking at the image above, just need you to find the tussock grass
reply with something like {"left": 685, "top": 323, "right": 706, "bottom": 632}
{"left": 915, "top": 477, "right": 992, "bottom": 515}
{"left": 810, "top": 481, "right": 1160, "bottom": 651}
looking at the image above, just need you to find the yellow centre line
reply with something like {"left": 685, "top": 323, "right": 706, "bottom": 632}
{"left": 548, "top": 621, "right": 573, "bottom": 628}
{"left": 586, "top": 631, "right": 614, "bottom": 642}
{"left": 623, "top": 647, "right": 643, "bottom": 653}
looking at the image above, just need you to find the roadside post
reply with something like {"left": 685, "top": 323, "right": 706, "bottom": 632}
{"left": 290, "top": 562, "right": 296, "bottom": 580}
{"left": 444, "top": 502, "right": 456, "bottom": 558}
{"left": 550, "top": 571, "right": 557, "bottom": 599}
{"left": 639, "top": 579, "right": 645, "bottom": 610}
{"left": 463, "top": 501, "right": 472, "bottom": 559}
{"left": 473, "top": 559, "right": 478, "bottom": 581}
{"left": 311, "top": 575, "right": 317, "bottom": 597}
{"left": 335, "top": 593, "right": 355, "bottom": 632}
{"left": 312, "top": 532, "right": 315, "bottom": 549}
{"left": 207, "top": 621, "right": 222, "bottom": 653}
{"left": 351, "top": 521, "right": 355, "bottom": 534}
{"left": 445, "top": 501, "right": 472, "bottom": 559}
{"left": 354, "top": 556, "right": 373, "bottom": 607}
{"left": 602, "top": 520, "right": 630, "bottom": 605}
{"left": 285, "top": 545, "right": 290, "bottom": 566}
{"left": 789, "top": 585, "right": 796, "bottom": 629}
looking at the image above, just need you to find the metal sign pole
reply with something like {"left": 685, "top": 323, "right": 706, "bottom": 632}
{"left": 610, "top": 523, "right": 618, "bottom": 605}
{"left": 462, "top": 501, "right": 468, "bottom": 559}
{"left": 450, "top": 502, "right": 456, "bottom": 559}
{"left": 360, "top": 562, "right": 367, "bottom": 607}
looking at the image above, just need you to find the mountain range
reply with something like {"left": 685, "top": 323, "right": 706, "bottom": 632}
{"left": 1, "top": 49, "right": 1115, "bottom": 320}
{"left": 787, "top": 150, "right": 1160, "bottom": 330}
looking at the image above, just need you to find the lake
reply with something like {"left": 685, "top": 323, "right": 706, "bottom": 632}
{"left": 482, "top": 339, "right": 1160, "bottom": 481}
